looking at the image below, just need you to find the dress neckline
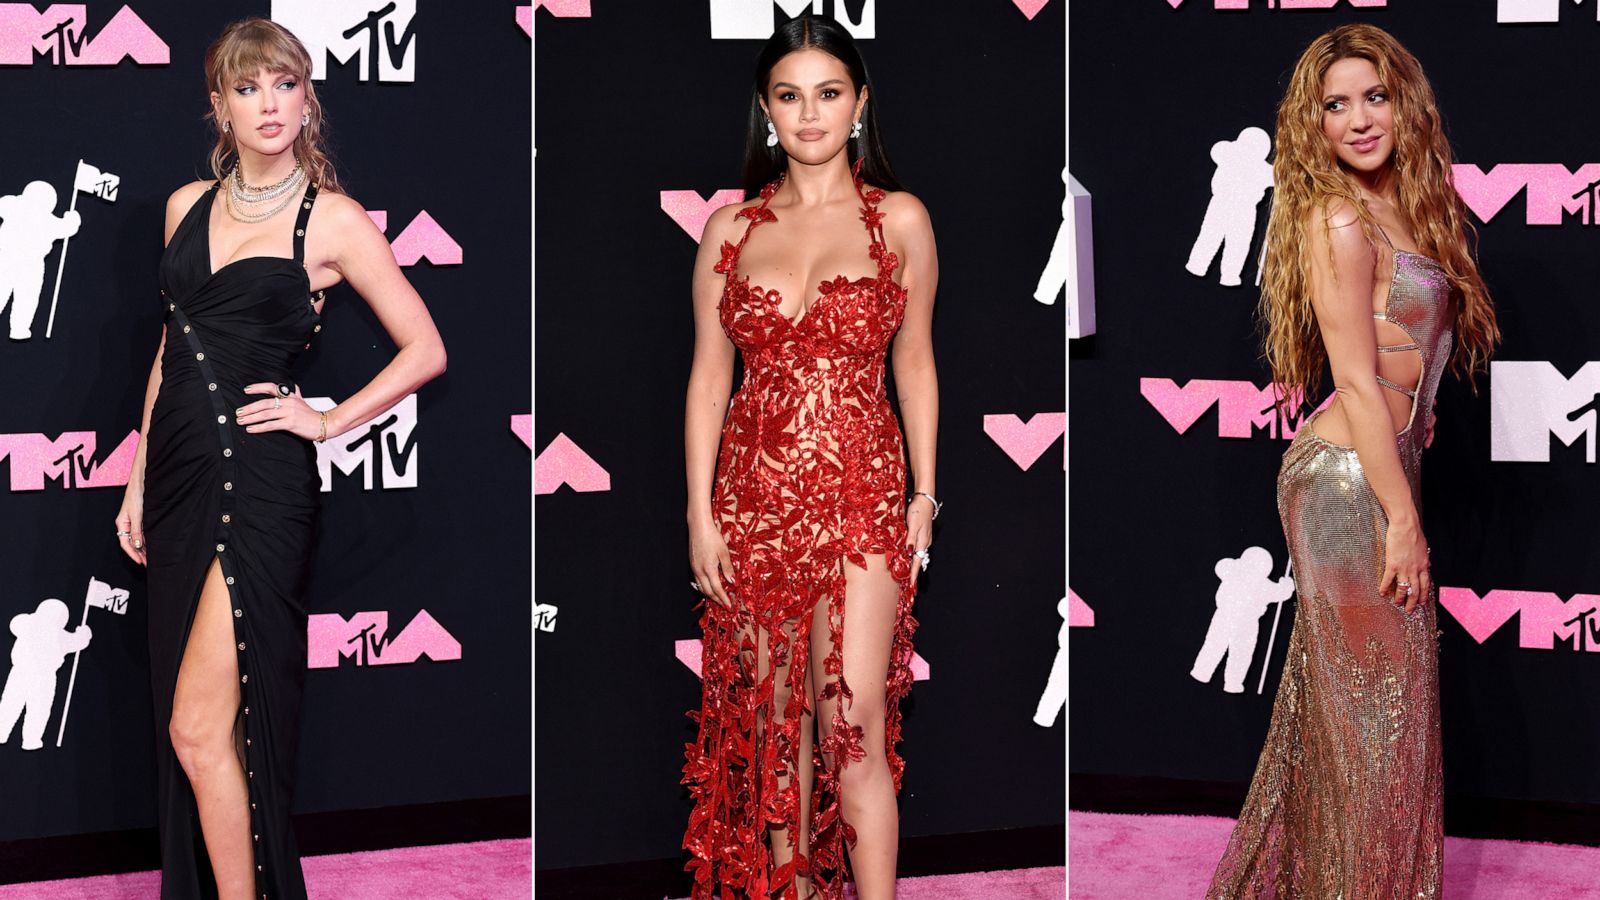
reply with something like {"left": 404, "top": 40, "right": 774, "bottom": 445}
{"left": 201, "top": 182, "right": 310, "bottom": 281}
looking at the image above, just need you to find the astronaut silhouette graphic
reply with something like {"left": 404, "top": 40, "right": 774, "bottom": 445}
{"left": 0, "top": 182, "right": 81, "bottom": 340}
{"left": 1191, "top": 547, "right": 1293, "bottom": 694}
{"left": 1185, "top": 127, "right": 1274, "bottom": 288}
{"left": 0, "top": 598, "right": 92, "bottom": 750}
{"left": 1033, "top": 595, "right": 1069, "bottom": 727}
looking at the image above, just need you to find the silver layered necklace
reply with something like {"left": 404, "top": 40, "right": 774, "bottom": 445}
{"left": 225, "top": 158, "right": 306, "bottom": 223}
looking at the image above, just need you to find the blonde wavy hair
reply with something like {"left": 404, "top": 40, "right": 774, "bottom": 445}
{"left": 203, "top": 18, "right": 342, "bottom": 194}
{"left": 1260, "top": 23, "right": 1497, "bottom": 410}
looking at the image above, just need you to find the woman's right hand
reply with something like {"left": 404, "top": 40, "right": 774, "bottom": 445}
{"left": 116, "top": 489, "right": 146, "bottom": 567}
{"left": 689, "top": 519, "right": 735, "bottom": 609}
{"left": 1380, "top": 515, "right": 1430, "bottom": 613}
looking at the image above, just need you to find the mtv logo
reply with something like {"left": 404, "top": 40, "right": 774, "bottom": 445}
{"left": 709, "top": 0, "right": 873, "bottom": 39}
{"left": 0, "top": 4, "right": 169, "bottom": 66}
{"left": 1453, "top": 163, "right": 1600, "bottom": 226}
{"left": 0, "top": 430, "right": 138, "bottom": 491}
{"left": 307, "top": 609, "right": 461, "bottom": 668}
{"left": 1440, "top": 588, "right": 1600, "bottom": 652}
{"left": 1497, "top": 0, "right": 1599, "bottom": 22}
{"left": 1141, "top": 378, "right": 1330, "bottom": 440}
{"left": 272, "top": 0, "right": 417, "bottom": 82}
{"left": 307, "top": 394, "right": 419, "bottom": 491}
{"left": 1490, "top": 361, "right": 1600, "bottom": 463}
{"left": 534, "top": 602, "right": 558, "bottom": 632}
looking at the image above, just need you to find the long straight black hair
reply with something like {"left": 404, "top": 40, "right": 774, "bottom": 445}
{"left": 741, "top": 14, "right": 905, "bottom": 198}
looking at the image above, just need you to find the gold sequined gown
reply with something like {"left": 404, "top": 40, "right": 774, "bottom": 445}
{"left": 1207, "top": 237, "right": 1452, "bottom": 899}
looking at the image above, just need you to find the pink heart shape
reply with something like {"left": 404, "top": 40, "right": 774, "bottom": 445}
{"left": 1012, "top": 0, "right": 1051, "bottom": 19}
{"left": 983, "top": 413, "right": 1066, "bottom": 470}
{"left": 661, "top": 189, "right": 746, "bottom": 243}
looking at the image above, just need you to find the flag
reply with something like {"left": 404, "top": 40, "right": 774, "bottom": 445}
{"left": 73, "top": 161, "right": 119, "bottom": 202}
{"left": 85, "top": 577, "right": 130, "bottom": 615}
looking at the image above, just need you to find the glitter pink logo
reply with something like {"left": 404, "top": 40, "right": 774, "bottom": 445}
{"left": 1440, "top": 588, "right": 1600, "bottom": 653}
{"left": 307, "top": 609, "right": 461, "bottom": 668}
{"left": 1165, "top": 0, "right": 1384, "bottom": 8}
{"left": 510, "top": 414, "right": 532, "bottom": 449}
{"left": 675, "top": 639, "right": 930, "bottom": 681}
{"left": 534, "top": 0, "right": 591, "bottom": 16}
{"left": 1068, "top": 589, "right": 1094, "bottom": 628}
{"left": 984, "top": 412, "right": 1065, "bottom": 470}
{"left": 0, "top": 430, "right": 138, "bottom": 491}
{"left": 0, "top": 4, "right": 168, "bottom": 66}
{"left": 367, "top": 211, "right": 462, "bottom": 266}
{"left": 1497, "top": 0, "right": 1600, "bottom": 23}
{"left": 534, "top": 433, "right": 610, "bottom": 494}
{"left": 1453, "top": 164, "right": 1600, "bottom": 226}
{"left": 661, "top": 189, "right": 744, "bottom": 242}
{"left": 1142, "top": 378, "right": 1332, "bottom": 440}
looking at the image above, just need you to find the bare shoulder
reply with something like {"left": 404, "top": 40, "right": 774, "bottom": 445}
{"left": 165, "top": 179, "right": 213, "bottom": 219}
{"left": 702, "top": 197, "right": 757, "bottom": 247}
{"left": 877, "top": 189, "right": 932, "bottom": 236}
{"left": 308, "top": 189, "right": 378, "bottom": 233}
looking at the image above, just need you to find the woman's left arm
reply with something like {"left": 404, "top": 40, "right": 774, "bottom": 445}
{"left": 886, "top": 192, "right": 939, "bottom": 553}
{"left": 238, "top": 194, "right": 446, "bottom": 440}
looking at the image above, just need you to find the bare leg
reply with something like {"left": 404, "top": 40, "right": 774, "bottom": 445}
{"left": 169, "top": 558, "right": 254, "bottom": 900}
{"left": 811, "top": 553, "right": 901, "bottom": 899}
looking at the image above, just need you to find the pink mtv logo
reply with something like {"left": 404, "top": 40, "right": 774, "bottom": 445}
{"left": 0, "top": 4, "right": 168, "bottom": 66}
{"left": 1453, "top": 163, "right": 1600, "bottom": 226}
{"left": 534, "top": 433, "right": 610, "bottom": 494}
{"left": 367, "top": 210, "right": 463, "bottom": 266}
{"left": 675, "top": 639, "right": 930, "bottom": 681}
{"left": 0, "top": 430, "right": 137, "bottom": 491}
{"left": 534, "top": 0, "right": 591, "bottom": 15}
{"left": 510, "top": 414, "right": 532, "bottom": 449}
{"left": 1068, "top": 588, "right": 1094, "bottom": 628}
{"left": 661, "top": 189, "right": 745, "bottom": 242}
{"left": 1141, "top": 378, "right": 1331, "bottom": 440}
{"left": 984, "top": 413, "right": 1065, "bottom": 470}
{"left": 307, "top": 609, "right": 461, "bottom": 668}
{"left": 1440, "top": 588, "right": 1600, "bottom": 653}
{"left": 516, "top": 5, "right": 532, "bottom": 35}
{"left": 1165, "top": 0, "right": 1384, "bottom": 7}
{"left": 1012, "top": 0, "right": 1051, "bottom": 19}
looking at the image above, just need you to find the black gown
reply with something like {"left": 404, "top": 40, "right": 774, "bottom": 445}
{"left": 145, "top": 180, "right": 324, "bottom": 899}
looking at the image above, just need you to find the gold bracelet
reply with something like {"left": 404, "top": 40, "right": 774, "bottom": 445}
{"left": 316, "top": 411, "right": 328, "bottom": 443}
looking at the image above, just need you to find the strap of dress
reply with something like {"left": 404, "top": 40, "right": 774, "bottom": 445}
{"left": 292, "top": 181, "right": 321, "bottom": 265}
{"left": 1371, "top": 218, "right": 1395, "bottom": 252}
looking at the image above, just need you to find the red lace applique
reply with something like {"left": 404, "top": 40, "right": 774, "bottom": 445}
{"left": 682, "top": 159, "right": 919, "bottom": 899}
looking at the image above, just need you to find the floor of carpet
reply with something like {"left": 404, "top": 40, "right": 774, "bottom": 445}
{"left": 1070, "top": 810, "right": 1600, "bottom": 899}
{"left": 0, "top": 838, "right": 530, "bottom": 900}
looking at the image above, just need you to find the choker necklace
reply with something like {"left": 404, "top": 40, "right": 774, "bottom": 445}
{"left": 225, "top": 160, "right": 306, "bottom": 223}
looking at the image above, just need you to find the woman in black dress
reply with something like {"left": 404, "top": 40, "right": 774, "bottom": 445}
{"left": 112, "top": 18, "right": 446, "bottom": 899}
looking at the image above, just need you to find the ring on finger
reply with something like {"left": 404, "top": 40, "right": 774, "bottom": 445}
{"left": 273, "top": 397, "right": 282, "bottom": 410}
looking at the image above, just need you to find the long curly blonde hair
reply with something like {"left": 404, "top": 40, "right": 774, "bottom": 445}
{"left": 1260, "top": 23, "right": 1497, "bottom": 409}
{"left": 203, "top": 18, "right": 342, "bottom": 194}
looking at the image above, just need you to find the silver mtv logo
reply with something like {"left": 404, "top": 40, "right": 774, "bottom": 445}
{"left": 309, "top": 394, "right": 419, "bottom": 491}
{"left": 710, "top": 0, "right": 874, "bottom": 39}
{"left": 273, "top": 0, "right": 417, "bottom": 82}
{"left": 1490, "top": 361, "right": 1600, "bottom": 463}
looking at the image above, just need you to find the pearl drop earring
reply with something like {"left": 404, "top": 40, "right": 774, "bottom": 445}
{"left": 766, "top": 120, "right": 778, "bottom": 148}
{"left": 301, "top": 111, "right": 310, "bottom": 127}
{"left": 851, "top": 120, "right": 863, "bottom": 139}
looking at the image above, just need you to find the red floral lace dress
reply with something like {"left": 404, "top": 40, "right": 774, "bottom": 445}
{"left": 682, "top": 157, "right": 920, "bottom": 899}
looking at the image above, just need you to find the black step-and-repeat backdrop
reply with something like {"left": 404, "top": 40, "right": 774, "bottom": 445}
{"left": 534, "top": 2, "right": 1065, "bottom": 871}
{"left": 1071, "top": 1, "right": 1600, "bottom": 821}
{"left": 0, "top": 2, "right": 530, "bottom": 845}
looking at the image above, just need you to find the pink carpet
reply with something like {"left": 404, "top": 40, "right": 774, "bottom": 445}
{"left": 0, "top": 838, "right": 530, "bottom": 899}
{"left": 1070, "top": 810, "right": 1600, "bottom": 899}
{"left": 669, "top": 867, "right": 1065, "bottom": 899}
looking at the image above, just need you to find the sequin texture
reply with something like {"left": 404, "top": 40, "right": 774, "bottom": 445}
{"left": 681, "top": 158, "right": 918, "bottom": 899}
{"left": 1207, "top": 249, "right": 1453, "bottom": 898}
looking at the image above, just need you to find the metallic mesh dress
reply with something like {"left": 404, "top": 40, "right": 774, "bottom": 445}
{"left": 681, "top": 158, "right": 919, "bottom": 899}
{"left": 1207, "top": 236, "right": 1453, "bottom": 899}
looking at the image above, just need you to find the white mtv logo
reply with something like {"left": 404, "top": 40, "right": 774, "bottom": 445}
{"left": 273, "top": 0, "right": 417, "bottom": 82}
{"left": 307, "top": 394, "right": 419, "bottom": 491}
{"left": 1490, "top": 361, "right": 1600, "bottom": 463}
{"left": 1497, "top": 0, "right": 1599, "bottom": 23}
{"left": 709, "top": 0, "right": 874, "bottom": 39}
